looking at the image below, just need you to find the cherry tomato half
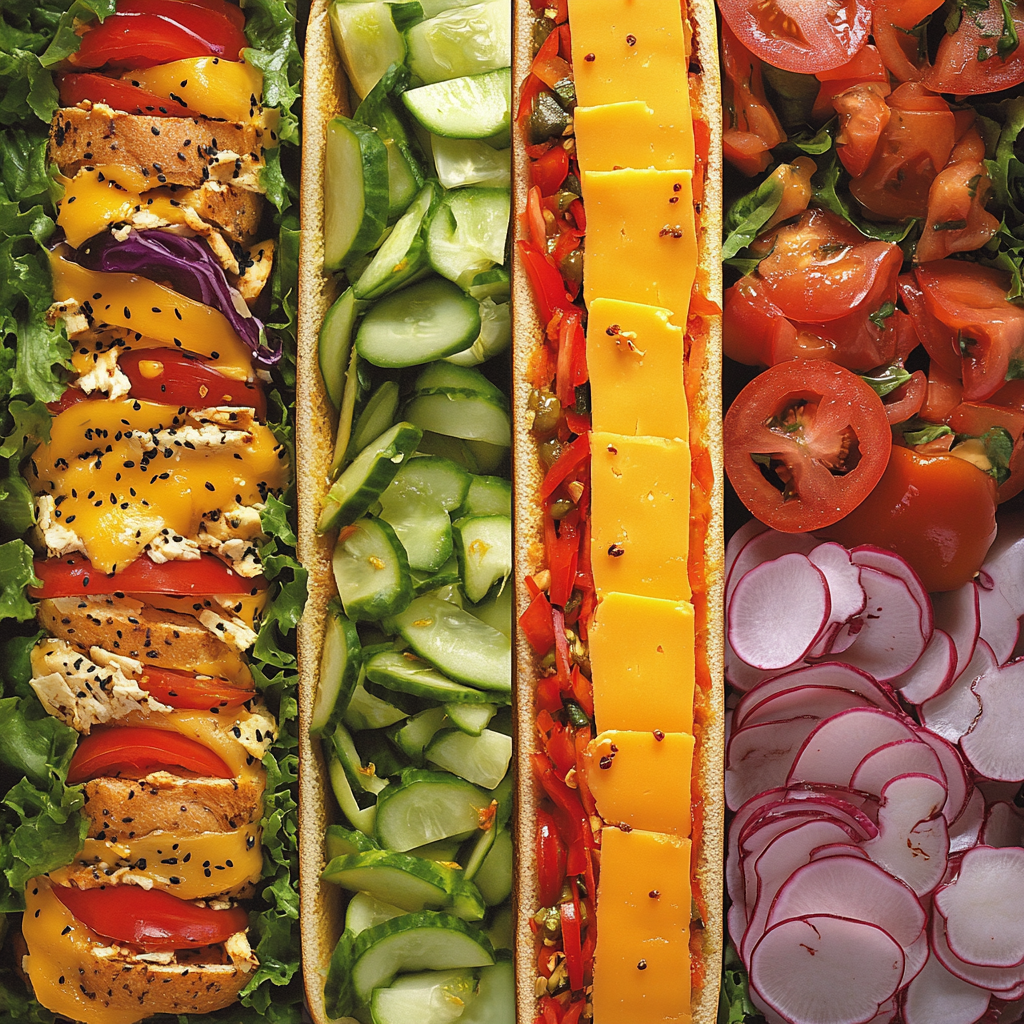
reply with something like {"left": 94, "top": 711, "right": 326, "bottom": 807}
{"left": 926, "top": 0, "right": 1024, "bottom": 96}
{"left": 57, "top": 72, "right": 204, "bottom": 118}
{"left": 822, "top": 445, "right": 997, "bottom": 592}
{"left": 52, "top": 884, "right": 248, "bottom": 950}
{"left": 67, "top": 725, "right": 234, "bottom": 784}
{"left": 138, "top": 666, "right": 255, "bottom": 710}
{"left": 724, "top": 359, "right": 892, "bottom": 532}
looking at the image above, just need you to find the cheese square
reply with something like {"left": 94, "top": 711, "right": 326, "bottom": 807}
{"left": 587, "top": 297, "right": 688, "bottom": 440}
{"left": 590, "top": 432, "right": 691, "bottom": 602}
{"left": 581, "top": 168, "right": 697, "bottom": 322}
{"left": 575, "top": 102, "right": 694, "bottom": 173}
{"left": 584, "top": 730, "right": 694, "bottom": 835}
{"left": 593, "top": 826, "right": 692, "bottom": 1024}
{"left": 590, "top": 592, "right": 695, "bottom": 734}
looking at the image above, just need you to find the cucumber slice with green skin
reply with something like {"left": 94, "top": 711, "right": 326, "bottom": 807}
{"left": 459, "top": 475, "right": 511, "bottom": 518}
{"left": 329, "top": 750, "right": 378, "bottom": 835}
{"left": 393, "top": 595, "right": 511, "bottom": 692}
{"left": 319, "top": 422, "right": 423, "bottom": 533}
{"left": 355, "top": 727, "right": 410, "bottom": 778}
{"left": 483, "top": 916, "right": 514, "bottom": 957}
{"left": 324, "top": 115, "right": 391, "bottom": 271}
{"left": 460, "top": 816, "right": 495, "bottom": 882}
{"left": 417, "top": 431, "right": 479, "bottom": 471}
{"left": 407, "top": 837, "right": 464, "bottom": 861}
{"left": 387, "top": 705, "right": 447, "bottom": 764}
{"left": 472, "top": 828, "right": 512, "bottom": 906}
{"left": 453, "top": 514, "right": 511, "bottom": 603}
{"left": 329, "top": 1, "right": 406, "bottom": 99}
{"left": 365, "top": 677, "right": 426, "bottom": 716}
{"left": 411, "top": 555, "right": 462, "bottom": 596}
{"left": 413, "top": 363, "right": 506, "bottom": 405}
{"left": 319, "top": 287, "right": 362, "bottom": 409}
{"left": 345, "top": 672, "right": 409, "bottom": 730}
{"left": 425, "top": 728, "right": 512, "bottom": 790}
{"left": 330, "top": 346, "right": 362, "bottom": 481}
{"left": 463, "top": 439, "right": 506, "bottom": 474}
{"left": 445, "top": 298, "right": 510, "bottom": 367}
{"left": 403, "top": 68, "right": 511, "bottom": 140}
{"left": 323, "top": 849, "right": 485, "bottom": 921}
{"left": 458, "top": 959, "right": 514, "bottom": 1023}
{"left": 371, "top": 969, "right": 479, "bottom": 1024}
{"left": 331, "top": 721, "right": 390, "bottom": 800}
{"left": 375, "top": 768, "right": 489, "bottom": 851}
{"left": 346, "top": 891, "right": 405, "bottom": 935}
{"left": 347, "top": 912, "right": 495, "bottom": 1013}
{"left": 426, "top": 188, "right": 510, "bottom": 289}
{"left": 355, "top": 277, "right": 480, "bottom": 368}
{"left": 327, "top": 823, "right": 381, "bottom": 860}
{"left": 333, "top": 517, "right": 414, "bottom": 621}
{"left": 311, "top": 608, "right": 363, "bottom": 735}
{"left": 406, "top": 0, "right": 511, "bottom": 84}
{"left": 431, "top": 135, "right": 510, "bottom": 190}
{"left": 367, "top": 651, "right": 501, "bottom": 704}
{"left": 324, "top": 928, "right": 359, "bottom": 1020}
{"left": 354, "top": 182, "right": 438, "bottom": 301}
{"left": 467, "top": 583, "right": 511, "bottom": 639}
{"left": 404, "top": 390, "right": 511, "bottom": 448}
{"left": 444, "top": 701, "right": 495, "bottom": 736}
{"left": 490, "top": 771, "right": 513, "bottom": 830}
{"left": 346, "top": 381, "right": 401, "bottom": 470}
{"left": 468, "top": 267, "right": 510, "bottom": 302}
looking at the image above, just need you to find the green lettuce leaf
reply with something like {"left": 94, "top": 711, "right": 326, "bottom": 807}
{"left": 722, "top": 174, "right": 784, "bottom": 262}
{"left": 0, "top": 540, "right": 38, "bottom": 620}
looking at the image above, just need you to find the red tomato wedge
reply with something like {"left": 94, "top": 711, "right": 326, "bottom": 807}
{"left": 926, "top": 0, "right": 1024, "bottom": 96}
{"left": 118, "top": 349, "right": 267, "bottom": 417}
{"left": 872, "top": 0, "right": 944, "bottom": 82}
{"left": 30, "top": 553, "right": 262, "bottom": 598}
{"left": 52, "top": 884, "right": 248, "bottom": 950}
{"left": 67, "top": 725, "right": 234, "bottom": 784}
{"left": 723, "top": 360, "right": 892, "bottom": 532}
{"left": 718, "top": 0, "right": 871, "bottom": 74}
{"left": 138, "top": 667, "right": 255, "bottom": 710}
{"left": 57, "top": 73, "right": 204, "bottom": 118}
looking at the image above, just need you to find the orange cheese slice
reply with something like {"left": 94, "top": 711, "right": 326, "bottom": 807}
{"left": 575, "top": 101, "right": 693, "bottom": 173}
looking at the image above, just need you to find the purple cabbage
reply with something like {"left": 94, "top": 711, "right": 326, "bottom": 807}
{"left": 72, "top": 229, "right": 281, "bottom": 368}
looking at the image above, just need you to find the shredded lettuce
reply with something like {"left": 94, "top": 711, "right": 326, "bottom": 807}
{"left": 718, "top": 939, "right": 763, "bottom": 1024}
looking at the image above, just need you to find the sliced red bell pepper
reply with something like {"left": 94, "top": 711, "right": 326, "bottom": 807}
{"left": 533, "top": 145, "right": 570, "bottom": 197}
{"left": 570, "top": 666, "right": 594, "bottom": 720}
{"left": 547, "top": 515, "right": 579, "bottom": 609}
{"left": 546, "top": 721, "right": 577, "bottom": 779}
{"left": 536, "top": 674, "right": 563, "bottom": 713}
{"left": 537, "top": 807, "right": 568, "bottom": 907}
{"left": 520, "top": 588, "right": 556, "bottom": 654}
{"left": 541, "top": 433, "right": 590, "bottom": 500}
{"left": 560, "top": 885, "right": 584, "bottom": 991}
{"left": 518, "top": 240, "right": 572, "bottom": 324}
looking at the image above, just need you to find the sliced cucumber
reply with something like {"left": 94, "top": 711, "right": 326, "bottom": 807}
{"left": 453, "top": 514, "right": 511, "bottom": 603}
{"left": 324, "top": 115, "right": 391, "bottom": 271}
{"left": 460, "top": 816, "right": 495, "bottom": 882}
{"left": 417, "top": 431, "right": 479, "bottom": 471}
{"left": 328, "top": 750, "right": 378, "bottom": 835}
{"left": 459, "top": 475, "right": 511, "bottom": 518}
{"left": 407, "top": 837, "right": 464, "bottom": 861}
{"left": 332, "top": 517, "right": 414, "bottom": 622}
{"left": 319, "top": 287, "right": 362, "bottom": 409}
{"left": 346, "top": 891, "right": 406, "bottom": 935}
{"left": 387, "top": 705, "right": 447, "bottom": 763}
{"left": 324, "top": 929, "right": 359, "bottom": 1020}
{"left": 406, "top": 0, "right": 511, "bottom": 84}
{"left": 356, "top": 277, "right": 480, "bottom": 367}
{"left": 345, "top": 380, "right": 401, "bottom": 472}
{"left": 375, "top": 768, "right": 489, "bottom": 851}
{"left": 327, "top": 823, "right": 381, "bottom": 860}
{"left": 402, "top": 68, "right": 511, "bottom": 140}
{"left": 329, "top": 1, "right": 406, "bottom": 98}
{"left": 367, "top": 650, "right": 499, "bottom": 704}
{"left": 404, "top": 390, "right": 511, "bottom": 448}
{"left": 426, "top": 187, "right": 510, "bottom": 289}
{"left": 356, "top": 727, "right": 410, "bottom": 778}
{"left": 425, "top": 728, "right": 512, "bottom": 790}
{"left": 311, "top": 607, "right": 362, "bottom": 735}
{"left": 464, "top": 440, "right": 506, "bottom": 474}
{"left": 432, "top": 135, "right": 510, "bottom": 190}
{"left": 365, "top": 677, "right": 425, "bottom": 716}
{"left": 472, "top": 828, "right": 512, "bottom": 906}
{"left": 444, "top": 701, "right": 495, "bottom": 736}
{"left": 392, "top": 595, "right": 511, "bottom": 692}
{"left": 445, "top": 298, "right": 510, "bottom": 367}
{"left": 320, "top": 421, "right": 423, "bottom": 533}
{"left": 331, "top": 721, "right": 390, "bottom": 799}
{"left": 371, "top": 969, "right": 479, "bottom": 1024}
{"left": 483, "top": 917, "right": 513, "bottom": 957}
{"left": 413, "top": 362, "right": 506, "bottom": 405}
{"left": 467, "top": 583, "right": 511, "bottom": 639}
{"left": 345, "top": 672, "right": 409, "bottom": 730}
{"left": 354, "top": 182, "right": 437, "bottom": 301}
{"left": 458, "top": 959, "right": 514, "bottom": 1023}
{"left": 468, "top": 267, "right": 510, "bottom": 301}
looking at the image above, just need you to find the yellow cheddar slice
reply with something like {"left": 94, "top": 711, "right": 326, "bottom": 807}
{"left": 581, "top": 169, "right": 697, "bottom": 322}
{"left": 583, "top": 730, "right": 693, "bottom": 835}
{"left": 589, "top": 592, "right": 695, "bottom": 734}
{"left": 575, "top": 101, "right": 693, "bottom": 173}
{"left": 587, "top": 297, "right": 688, "bottom": 440}
{"left": 593, "top": 826, "right": 692, "bottom": 1024}
{"left": 589, "top": 432, "right": 691, "bottom": 601}
{"left": 568, "top": 0, "right": 694, "bottom": 169}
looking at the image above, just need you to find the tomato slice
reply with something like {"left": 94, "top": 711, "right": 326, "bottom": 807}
{"left": 30, "top": 553, "right": 262, "bottom": 598}
{"left": 724, "top": 359, "right": 892, "bottom": 532}
{"left": 718, "top": 0, "right": 871, "bottom": 74}
{"left": 67, "top": 725, "right": 234, "bottom": 784}
{"left": 118, "top": 349, "right": 267, "bottom": 417}
{"left": 882, "top": 370, "right": 927, "bottom": 425}
{"left": 52, "top": 884, "right": 248, "bottom": 951}
{"left": 138, "top": 666, "right": 254, "bottom": 710}
{"left": 872, "top": 0, "right": 944, "bottom": 82}
{"left": 57, "top": 73, "right": 204, "bottom": 117}
{"left": 926, "top": 0, "right": 1024, "bottom": 96}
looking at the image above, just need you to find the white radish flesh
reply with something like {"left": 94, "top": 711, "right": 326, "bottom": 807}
{"left": 981, "top": 802, "right": 1024, "bottom": 849}
{"left": 850, "top": 739, "right": 945, "bottom": 800}
{"left": 850, "top": 545, "right": 933, "bottom": 642}
{"left": 915, "top": 727, "right": 972, "bottom": 825}
{"left": 740, "top": 686, "right": 875, "bottom": 731}
{"left": 948, "top": 788, "right": 987, "bottom": 856}
{"left": 726, "top": 637, "right": 785, "bottom": 693}
{"left": 919, "top": 640, "right": 996, "bottom": 746}
{"left": 932, "top": 580, "right": 981, "bottom": 682}
{"left": 807, "top": 542, "right": 866, "bottom": 657}
{"left": 962, "top": 659, "right": 1024, "bottom": 782}
{"left": 977, "top": 515, "right": 1024, "bottom": 665}
{"left": 893, "top": 628, "right": 957, "bottom": 705}
{"left": 932, "top": 909, "right": 1024, "bottom": 995}
{"left": 726, "top": 526, "right": 817, "bottom": 609}
{"left": 725, "top": 517, "right": 770, "bottom": 588}
{"left": 902, "top": 951, "right": 992, "bottom": 1024}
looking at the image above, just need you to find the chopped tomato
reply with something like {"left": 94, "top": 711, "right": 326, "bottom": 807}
{"left": 872, "top": 0, "right": 943, "bottom": 82}
{"left": 813, "top": 45, "right": 889, "bottom": 120}
{"left": 920, "top": 360, "right": 963, "bottom": 421}
{"left": 898, "top": 272, "right": 962, "bottom": 378}
{"left": 718, "top": 0, "right": 872, "bottom": 74}
{"left": 882, "top": 370, "right": 927, "bottom": 425}
{"left": 518, "top": 240, "right": 572, "bottom": 324}
{"left": 119, "top": 349, "right": 266, "bottom": 417}
{"left": 30, "top": 553, "right": 262, "bottom": 598}
{"left": 67, "top": 725, "right": 234, "bottom": 784}
{"left": 723, "top": 359, "right": 892, "bottom": 532}
{"left": 926, "top": 0, "right": 1024, "bottom": 96}
{"left": 916, "top": 153, "right": 998, "bottom": 263}
{"left": 138, "top": 667, "right": 254, "bottom": 710}
{"left": 57, "top": 73, "right": 204, "bottom": 117}
{"left": 822, "top": 445, "right": 998, "bottom": 591}
{"left": 762, "top": 157, "right": 818, "bottom": 233}
{"left": 536, "top": 808, "right": 567, "bottom": 907}
{"left": 52, "top": 885, "right": 248, "bottom": 951}
{"left": 833, "top": 82, "right": 891, "bottom": 178}
{"left": 723, "top": 282, "right": 798, "bottom": 367}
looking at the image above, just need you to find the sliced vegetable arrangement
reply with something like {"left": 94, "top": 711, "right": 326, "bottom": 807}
{"left": 310, "top": 2, "right": 514, "bottom": 1020}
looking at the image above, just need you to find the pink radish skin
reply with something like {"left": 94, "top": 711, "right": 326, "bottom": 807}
{"left": 977, "top": 515, "right": 1024, "bottom": 665}
{"left": 894, "top": 628, "right": 958, "bottom": 705}
{"left": 931, "top": 908, "right": 1024, "bottom": 994}
{"left": 726, "top": 637, "right": 786, "bottom": 692}
{"left": 919, "top": 640, "right": 997, "bottom": 746}
{"left": 981, "top": 802, "right": 1024, "bottom": 849}
{"left": 902, "top": 951, "right": 992, "bottom": 1024}
{"left": 726, "top": 526, "right": 817, "bottom": 610}
{"left": 932, "top": 581, "right": 982, "bottom": 683}
{"left": 739, "top": 686, "right": 876, "bottom": 731}
{"left": 749, "top": 915, "right": 905, "bottom": 1024}
{"left": 962, "top": 658, "right": 1024, "bottom": 782}
{"left": 729, "top": 554, "right": 831, "bottom": 670}
{"left": 725, "top": 517, "right": 770, "bottom": 586}
{"left": 809, "top": 842, "right": 871, "bottom": 862}
{"left": 850, "top": 739, "right": 945, "bottom": 800}
{"left": 733, "top": 787, "right": 878, "bottom": 849}
{"left": 850, "top": 545, "right": 934, "bottom": 643}
{"left": 806, "top": 543, "right": 866, "bottom": 658}
{"left": 915, "top": 728, "right": 972, "bottom": 825}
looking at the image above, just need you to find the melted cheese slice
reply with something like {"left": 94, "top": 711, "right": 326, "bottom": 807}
{"left": 28, "top": 399, "right": 286, "bottom": 574}
{"left": 589, "top": 432, "right": 690, "bottom": 602}
{"left": 589, "top": 592, "right": 695, "bottom": 734}
{"left": 576, "top": 101, "right": 692, "bottom": 173}
{"left": 583, "top": 730, "right": 693, "bottom": 835}
{"left": 593, "top": 827, "right": 692, "bottom": 1024}
{"left": 581, "top": 169, "right": 697, "bottom": 322}
{"left": 125, "top": 57, "right": 266, "bottom": 124}
{"left": 587, "top": 298, "right": 688, "bottom": 440}
{"left": 568, "top": 0, "right": 694, "bottom": 169}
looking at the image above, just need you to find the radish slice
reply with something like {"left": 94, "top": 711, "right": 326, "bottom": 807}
{"left": 740, "top": 686, "right": 876, "bottom": 731}
{"left": 894, "top": 628, "right": 957, "bottom": 705}
{"left": 932, "top": 912, "right": 1024, "bottom": 995}
{"left": 919, "top": 640, "right": 996, "bottom": 745}
{"left": 727, "top": 637, "right": 786, "bottom": 693}
{"left": 806, "top": 543, "right": 866, "bottom": 657}
{"left": 821, "top": 567, "right": 928, "bottom": 681}
{"left": 749, "top": 915, "right": 905, "bottom": 1024}
{"left": 861, "top": 774, "right": 949, "bottom": 896}
{"left": 851, "top": 739, "right": 945, "bottom": 800}
{"left": 787, "top": 708, "right": 920, "bottom": 789}
{"left": 932, "top": 581, "right": 981, "bottom": 684}
{"left": 915, "top": 728, "right": 972, "bottom": 824}
{"left": 729, "top": 554, "right": 831, "bottom": 670}
{"left": 734, "top": 787, "right": 879, "bottom": 848}
{"left": 809, "top": 842, "right": 870, "bottom": 862}
{"left": 863, "top": 999, "right": 898, "bottom": 1024}
{"left": 935, "top": 847, "right": 1024, "bottom": 969}
{"left": 977, "top": 518, "right": 1024, "bottom": 665}
{"left": 902, "top": 951, "right": 992, "bottom": 1024}
{"left": 962, "top": 658, "right": 1024, "bottom": 782}
{"left": 850, "top": 545, "right": 933, "bottom": 642}
{"left": 726, "top": 527, "right": 818, "bottom": 609}
{"left": 982, "top": 802, "right": 1024, "bottom": 849}
{"left": 726, "top": 517, "right": 770, "bottom": 588}
{"left": 949, "top": 788, "right": 986, "bottom": 855}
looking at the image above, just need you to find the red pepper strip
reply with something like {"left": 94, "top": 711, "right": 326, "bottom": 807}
{"left": 533, "top": 145, "right": 570, "bottom": 196}
{"left": 548, "top": 515, "right": 579, "bottom": 609}
{"left": 564, "top": 408, "right": 591, "bottom": 435}
{"left": 534, "top": 754, "right": 596, "bottom": 865}
{"left": 526, "top": 185, "right": 548, "bottom": 250}
{"left": 563, "top": 1001, "right": 585, "bottom": 1024}
{"left": 540, "top": 996, "right": 562, "bottom": 1024}
{"left": 573, "top": 724, "right": 598, "bottom": 818}
{"left": 541, "top": 433, "right": 590, "bottom": 500}
{"left": 570, "top": 666, "right": 594, "bottom": 719}
{"left": 546, "top": 722, "right": 577, "bottom": 779}
{"left": 517, "top": 72, "right": 546, "bottom": 122}
{"left": 537, "top": 708, "right": 557, "bottom": 737}
{"left": 556, "top": 308, "right": 582, "bottom": 407}
{"left": 568, "top": 198, "right": 586, "bottom": 235}
{"left": 560, "top": 885, "right": 584, "bottom": 991}
{"left": 552, "top": 606, "right": 573, "bottom": 686}
{"left": 569, "top": 316, "right": 588, "bottom": 389}
{"left": 520, "top": 588, "right": 556, "bottom": 654}
{"left": 557, "top": 23, "right": 572, "bottom": 58}
{"left": 518, "top": 240, "right": 572, "bottom": 323}
{"left": 536, "top": 807, "right": 568, "bottom": 906}
{"left": 537, "top": 674, "right": 563, "bottom": 713}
